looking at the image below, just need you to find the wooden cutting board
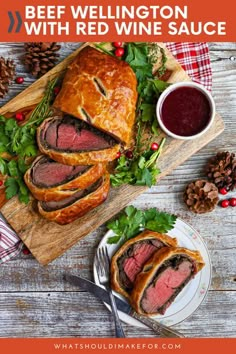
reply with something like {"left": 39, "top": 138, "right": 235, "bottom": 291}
{"left": 0, "top": 43, "right": 224, "bottom": 265}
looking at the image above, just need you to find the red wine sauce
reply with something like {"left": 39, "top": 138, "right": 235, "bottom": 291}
{"left": 161, "top": 87, "right": 211, "bottom": 136}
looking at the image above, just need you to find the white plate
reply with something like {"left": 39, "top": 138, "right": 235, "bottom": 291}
{"left": 93, "top": 218, "right": 212, "bottom": 327}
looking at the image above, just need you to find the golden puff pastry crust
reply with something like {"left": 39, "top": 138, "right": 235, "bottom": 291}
{"left": 53, "top": 46, "right": 138, "bottom": 146}
{"left": 130, "top": 247, "right": 205, "bottom": 315}
{"left": 24, "top": 156, "right": 106, "bottom": 202}
{"left": 37, "top": 116, "right": 120, "bottom": 165}
{"left": 38, "top": 172, "right": 110, "bottom": 225}
{"left": 111, "top": 230, "right": 178, "bottom": 300}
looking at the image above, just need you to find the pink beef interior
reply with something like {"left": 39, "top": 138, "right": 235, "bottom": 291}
{"left": 123, "top": 240, "right": 163, "bottom": 284}
{"left": 57, "top": 123, "right": 111, "bottom": 150}
{"left": 33, "top": 160, "right": 87, "bottom": 187}
{"left": 141, "top": 259, "right": 193, "bottom": 314}
{"left": 42, "top": 116, "right": 113, "bottom": 151}
{"left": 44, "top": 120, "right": 59, "bottom": 147}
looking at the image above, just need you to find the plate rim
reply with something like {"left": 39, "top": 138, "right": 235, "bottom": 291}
{"left": 93, "top": 217, "right": 212, "bottom": 327}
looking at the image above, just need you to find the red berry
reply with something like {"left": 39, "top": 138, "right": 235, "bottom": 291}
{"left": 15, "top": 76, "right": 24, "bottom": 84}
{"left": 54, "top": 87, "right": 61, "bottom": 95}
{"left": 116, "top": 151, "right": 121, "bottom": 159}
{"left": 219, "top": 188, "right": 228, "bottom": 195}
{"left": 229, "top": 198, "right": 236, "bottom": 207}
{"left": 113, "top": 42, "right": 123, "bottom": 48}
{"left": 15, "top": 112, "right": 25, "bottom": 121}
{"left": 22, "top": 248, "right": 30, "bottom": 255}
{"left": 0, "top": 180, "right": 3, "bottom": 187}
{"left": 221, "top": 200, "right": 230, "bottom": 208}
{"left": 151, "top": 142, "right": 159, "bottom": 151}
{"left": 125, "top": 150, "right": 133, "bottom": 159}
{"left": 115, "top": 47, "right": 125, "bottom": 57}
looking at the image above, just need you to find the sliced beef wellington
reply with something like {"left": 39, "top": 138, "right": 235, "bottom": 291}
{"left": 53, "top": 46, "right": 138, "bottom": 146}
{"left": 24, "top": 155, "right": 106, "bottom": 202}
{"left": 110, "top": 230, "right": 178, "bottom": 299}
{"left": 37, "top": 115, "right": 120, "bottom": 165}
{"left": 131, "top": 247, "right": 205, "bottom": 316}
{"left": 38, "top": 172, "right": 110, "bottom": 225}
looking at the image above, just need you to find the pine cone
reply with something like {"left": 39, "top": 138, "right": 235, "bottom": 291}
{"left": 206, "top": 151, "right": 236, "bottom": 191}
{"left": 0, "top": 57, "right": 15, "bottom": 99}
{"left": 184, "top": 180, "right": 219, "bottom": 214}
{"left": 23, "top": 42, "right": 61, "bottom": 77}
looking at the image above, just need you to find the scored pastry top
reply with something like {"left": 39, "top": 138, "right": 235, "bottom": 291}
{"left": 54, "top": 46, "right": 138, "bottom": 146}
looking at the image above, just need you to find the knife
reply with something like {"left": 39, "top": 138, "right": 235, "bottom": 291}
{"left": 64, "top": 274, "right": 185, "bottom": 338}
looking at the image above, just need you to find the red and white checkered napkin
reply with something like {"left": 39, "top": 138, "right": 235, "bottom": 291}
{"left": 0, "top": 213, "right": 23, "bottom": 264}
{"left": 0, "top": 42, "right": 212, "bottom": 265}
{"left": 165, "top": 42, "right": 212, "bottom": 91}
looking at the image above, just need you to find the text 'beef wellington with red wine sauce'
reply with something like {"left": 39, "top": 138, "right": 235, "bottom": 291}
{"left": 53, "top": 46, "right": 138, "bottom": 146}
{"left": 130, "top": 247, "right": 205, "bottom": 316}
{"left": 37, "top": 115, "right": 120, "bottom": 165}
{"left": 111, "top": 230, "right": 178, "bottom": 299}
{"left": 24, "top": 155, "right": 106, "bottom": 202}
{"left": 38, "top": 172, "right": 110, "bottom": 225}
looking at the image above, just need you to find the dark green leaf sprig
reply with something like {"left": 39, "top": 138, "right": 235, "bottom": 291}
{"left": 0, "top": 78, "right": 57, "bottom": 203}
{"left": 107, "top": 205, "right": 177, "bottom": 244}
{"left": 110, "top": 137, "right": 165, "bottom": 188}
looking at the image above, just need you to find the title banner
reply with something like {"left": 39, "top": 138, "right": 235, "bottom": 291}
{"left": 1, "top": 0, "right": 236, "bottom": 41}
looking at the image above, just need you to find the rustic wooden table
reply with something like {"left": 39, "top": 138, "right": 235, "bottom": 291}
{"left": 0, "top": 42, "right": 235, "bottom": 338}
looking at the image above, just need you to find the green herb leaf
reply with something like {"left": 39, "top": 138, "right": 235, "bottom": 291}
{"left": 107, "top": 235, "right": 123, "bottom": 244}
{"left": 134, "top": 167, "right": 153, "bottom": 187}
{"left": 18, "top": 158, "right": 29, "bottom": 174}
{"left": 139, "top": 103, "right": 156, "bottom": 123}
{"left": 0, "top": 79, "right": 57, "bottom": 204}
{"left": 8, "top": 160, "right": 19, "bottom": 177}
{"left": 0, "top": 158, "right": 8, "bottom": 175}
{"left": 106, "top": 206, "right": 177, "bottom": 244}
{"left": 24, "top": 144, "right": 38, "bottom": 157}
{"left": 0, "top": 115, "right": 6, "bottom": 123}
{"left": 111, "top": 138, "right": 165, "bottom": 188}
{"left": 146, "top": 212, "right": 177, "bottom": 233}
{"left": 5, "top": 118, "right": 18, "bottom": 136}
{"left": 4, "top": 177, "right": 19, "bottom": 199}
{"left": 19, "top": 193, "right": 30, "bottom": 204}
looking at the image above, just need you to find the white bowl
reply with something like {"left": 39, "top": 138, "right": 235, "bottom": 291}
{"left": 156, "top": 82, "right": 216, "bottom": 140}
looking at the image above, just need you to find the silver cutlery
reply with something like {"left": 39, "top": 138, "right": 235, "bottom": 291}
{"left": 95, "top": 246, "right": 125, "bottom": 338}
{"left": 65, "top": 274, "right": 185, "bottom": 338}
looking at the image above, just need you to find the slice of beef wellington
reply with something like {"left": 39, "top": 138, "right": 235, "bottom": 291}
{"left": 37, "top": 115, "right": 120, "bottom": 165}
{"left": 38, "top": 172, "right": 110, "bottom": 225}
{"left": 110, "top": 230, "right": 178, "bottom": 300}
{"left": 24, "top": 155, "right": 106, "bottom": 202}
{"left": 131, "top": 247, "right": 205, "bottom": 316}
{"left": 53, "top": 46, "right": 138, "bottom": 146}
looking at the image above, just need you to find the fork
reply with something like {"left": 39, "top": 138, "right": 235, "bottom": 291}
{"left": 95, "top": 246, "right": 125, "bottom": 338}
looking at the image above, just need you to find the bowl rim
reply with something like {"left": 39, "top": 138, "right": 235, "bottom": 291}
{"left": 156, "top": 81, "right": 216, "bottom": 140}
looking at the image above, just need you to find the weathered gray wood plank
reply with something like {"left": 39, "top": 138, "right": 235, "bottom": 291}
{"left": 0, "top": 291, "right": 235, "bottom": 338}
{"left": 0, "top": 246, "right": 236, "bottom": 292}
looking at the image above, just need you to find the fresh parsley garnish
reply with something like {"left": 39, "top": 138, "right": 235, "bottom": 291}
{"left": 0, "top": 79, "right": 57, "bottom": 203}
{"left": 110, "top": 137, "right": 165, "bottom": 187}
{"left": 107, "top": 206, "right": 177, "bottom": 244}
{"left": 110, "top": 42, "right": 170, "bottom": 188}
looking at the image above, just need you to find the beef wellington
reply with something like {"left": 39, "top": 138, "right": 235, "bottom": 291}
{"left": 24, "top": 155, "right": 106, "bottom": 202}
{"left": 53, "top": 46, "right": 138, "bottom": 146}
{"left": 38, "top": 172, "right": 110, "bottom": 225}
{"left": 130, "top": 247, "right": 205, "bottom": 316}
{"left": 37, "top": 116, "right": 120, "bottom": 165}
{"left": 110, "top": 230, "right": 177, "bottom": 299}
